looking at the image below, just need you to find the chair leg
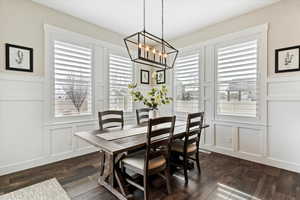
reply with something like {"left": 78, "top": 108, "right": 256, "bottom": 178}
{"left": 183, "top": 154, "right": 188, "bottom": 185}
{"left": 195, "top": 150, "right": 201, "bottom": 174}
{"left": 144, "top": 176, "right": 150, "bottom": 200}
{"left": 164, "top": 168, "right": 172, "bottom": 194}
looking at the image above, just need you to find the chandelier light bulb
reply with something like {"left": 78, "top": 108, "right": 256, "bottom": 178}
{"left": 123, "top": 0, "right": 178, "bottom": 69}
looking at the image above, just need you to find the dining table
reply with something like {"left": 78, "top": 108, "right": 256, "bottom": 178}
{"left": 75, "top": 120, "right": 209, "bottom": 200}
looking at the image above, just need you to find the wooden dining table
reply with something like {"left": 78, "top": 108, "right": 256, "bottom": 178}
{"left": 75, "top": 121, "right": 209, "bottom": 200}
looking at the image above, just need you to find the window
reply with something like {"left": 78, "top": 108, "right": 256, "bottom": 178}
{"left": 216, "top": 40, "right": 258, "bottom": 117}
{"left": 54, "top": 40, "right": 93, "bottom": 117}
{"left": 174, "top": 54, "right": 200, "bottom": 114}
{"left": 109, "top": 54, "right": 133, "bottom": 112}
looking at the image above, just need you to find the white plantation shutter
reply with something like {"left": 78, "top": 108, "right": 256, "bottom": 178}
{"left": 54, "top": 40, "right": 93, "bottom": 117}
{"left": 174, "top": 54, "right": 200, "bottom": 114}
{"left": 216, "top": 40, "right": 258, "bottom": 117}
{"left": 109, "top": 54, "right": 133, "bottom": 112}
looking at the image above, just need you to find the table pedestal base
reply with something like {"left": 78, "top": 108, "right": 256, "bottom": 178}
{"left": 98, "top": 151, "right": 132, "bottom": 200}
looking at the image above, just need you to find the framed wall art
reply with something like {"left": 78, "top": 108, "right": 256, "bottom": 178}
{"left": 6, "top": 43, "right": 33, "bottom": 72}
{"left": 156, "top": 70, "right": 166, "bottom": 84}
{"left": 140, "top": 69, "right": 150, "bottom": 84}
{"left": 275, "top": 46, "right": 300, "bottom": 73}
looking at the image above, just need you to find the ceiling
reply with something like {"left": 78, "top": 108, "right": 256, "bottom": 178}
{"left": 32, "top": 0, "right": 280, "bottom": 40}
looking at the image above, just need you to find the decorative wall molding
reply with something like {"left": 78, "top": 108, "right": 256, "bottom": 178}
{"left": 267, "top": 96, "right": 300, "bottom": 102}
{"left": 267, "top": 76, "right": 300, "bottom": 83}
{"left": 0, "top": 73, "right": 44, "bottom": 83}
{"left": 0, "top": 147, "right": 96, "bottom": 176}
{"left": 0, "top": 25, "right": 126, "bottom": 176}
{"left": 0, "top": 75, "right": 99, "bottom": 176}
{"left": 178, "top": 24, "right": 300, "bottom": 174}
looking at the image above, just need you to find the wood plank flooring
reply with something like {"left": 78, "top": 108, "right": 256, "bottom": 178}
{"left": 0, "top": 152, "right": 299, "bottom": 200}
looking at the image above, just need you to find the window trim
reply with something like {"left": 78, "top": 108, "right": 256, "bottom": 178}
{"left": 173, "top": 24, "right": 268, "bottom": 124}
{"left": 211, "top": 25, "right": 268, "bottom": 124}
{"left": 53, "top": 40, "right": 94, "bottom": 118}
{"left": 47, "top": 34, "right": 95, "bottom": 122}
{"left": 44, "top": 24, "right": 126, "bottom": 124}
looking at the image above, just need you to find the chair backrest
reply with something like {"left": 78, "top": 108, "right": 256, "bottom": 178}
{"left": 184, "top": 112, "right": 204, "bottom": 151}
{"left": 136, "top": 108, "right": 151, "bottom": 125}
{"left": 98, "top": 110, "right": 124, "bottom": 131}
{"left": 144, "top": 116, "right": 176, "bottom": 174}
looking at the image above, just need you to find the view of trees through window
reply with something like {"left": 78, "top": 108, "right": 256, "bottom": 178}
{"left": 54, "top": 40, "right": 92, "bottom": 117}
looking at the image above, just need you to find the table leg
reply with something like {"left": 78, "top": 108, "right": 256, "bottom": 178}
{"left": 97, "top": 151, "right": 130, "bottom": 200}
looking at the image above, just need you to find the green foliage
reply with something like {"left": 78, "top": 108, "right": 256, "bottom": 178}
{"left": 128, "top": 83, "right": 173, "bottom": 110}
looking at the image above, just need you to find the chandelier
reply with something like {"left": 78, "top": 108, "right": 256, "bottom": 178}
{"left": 124, "top": 0, "right": 178, "bottom": 70}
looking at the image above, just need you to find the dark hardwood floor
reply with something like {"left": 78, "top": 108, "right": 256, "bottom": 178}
{"left": 0, "top": 152, "right": 299, "bottom": 200}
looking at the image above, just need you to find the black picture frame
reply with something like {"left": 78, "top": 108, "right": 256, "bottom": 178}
{"left": 140, "top": 69, "right": 150, "bottom": 84}
{"left": 6, "top": 43, "right": 33, "bottom": 72}
{"left": 156, "top": 70, "right": 166, "bottom": 84}
{"left": 275, "top": 45, "right": 300, "bottom": 73}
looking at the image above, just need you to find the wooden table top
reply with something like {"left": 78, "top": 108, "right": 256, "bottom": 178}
{"left": 75, "top": 123, "right": 209, "bottom": 155}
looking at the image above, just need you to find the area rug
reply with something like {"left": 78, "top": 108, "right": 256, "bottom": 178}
{"left": 0, "top": 178, "right": 70, "bottom": 200}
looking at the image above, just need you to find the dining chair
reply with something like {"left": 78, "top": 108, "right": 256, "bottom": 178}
{"left": 171, "top": 112, "right": 204, "bottom": 184}
{"left": 136, "top": 108, "right": 151, "bottom": 125}
{"left": 98, "top": 110, "right": 124, "bottom": 131}
{"left": 121, "top": 116, "right": 176, "bottom": 200}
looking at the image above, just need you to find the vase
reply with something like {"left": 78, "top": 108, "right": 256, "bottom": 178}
{"left": 149, "top": 109, "right": 159, "bottom": 119}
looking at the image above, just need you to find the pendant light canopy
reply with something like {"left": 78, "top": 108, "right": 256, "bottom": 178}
{"left": 124, "top": 0, "right": 178, "bottom": 70}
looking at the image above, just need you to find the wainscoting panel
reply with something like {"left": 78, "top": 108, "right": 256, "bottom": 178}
{"left": 215, "top": 124, "right": 233, "bottom": 151}
{"left": 268, "top": 101, "right": 300, "bottom": 165}
{"left": 0, "top": 75, "right": 44, "bottom": 101}
{"left": 75, "top": 123, "right": 98, "bottom": 150}
{"left": 264, "top": 77, "right": 300, "bottom": 172}
{"left": 0, "top": 101, "right": 44, "bottom": 166}
{"left": 199, "top": 77, "right": 300, "bottom": 173}
{"left": 0, "top": 74, "right": 100, "bottom": 176}
{"left": 238, "top": 127, "right": 262, "bottom": 157}
{"left": 268, "top": 78, "right": 300, "bottom": 98}
{"left": 50, "top": 127, "right": 73, "bottom": 157}
{"left": 0, "top": 75, "right": 45, "bottom": 175}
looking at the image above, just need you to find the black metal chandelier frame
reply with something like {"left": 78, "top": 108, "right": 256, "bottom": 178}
{"left": 124, "top": 0, "right": 178, "bottom": 70}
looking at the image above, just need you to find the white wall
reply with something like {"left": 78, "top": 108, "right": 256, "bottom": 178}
{"left": 0, "top": 0, "right": 126, "bottom": 175}
{"left": 0, "top": 0, "right": 124, "bottom": 76}
{"left": 0, "top": 30, "right": 128, "bottom": 175}
{"left": 0, "top": 37, "right": 110, "bottom": 175}
{"left": 1, "top": 0, "right": 300, "bottom": 175}
{"left": 0, "top": 72, "right": 101, "bottom": 175}
{"left": 199, "top": 75, "right": 300, "bottom": 173}
{"left": 170, "top": 11, "right": 300, "bottom": 172}
{"left": 167, "top": 0, "right": 300, "bottom": 173}
{"left": 171, "top": 0, "right": 300, "bottom": 78}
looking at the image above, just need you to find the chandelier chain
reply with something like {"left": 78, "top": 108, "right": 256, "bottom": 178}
{"left": 162, "top": 0, "right": 164, "bottom": 41}
{"left": 143, "top": 0, "right": 146, "bottom": 31}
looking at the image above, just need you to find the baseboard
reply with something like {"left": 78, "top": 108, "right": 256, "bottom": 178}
{"left": 0, "top": 147, "right": 97, "bottom": 176}
{"left": 202, "top": 146, "right": 300, "bottom": 173}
